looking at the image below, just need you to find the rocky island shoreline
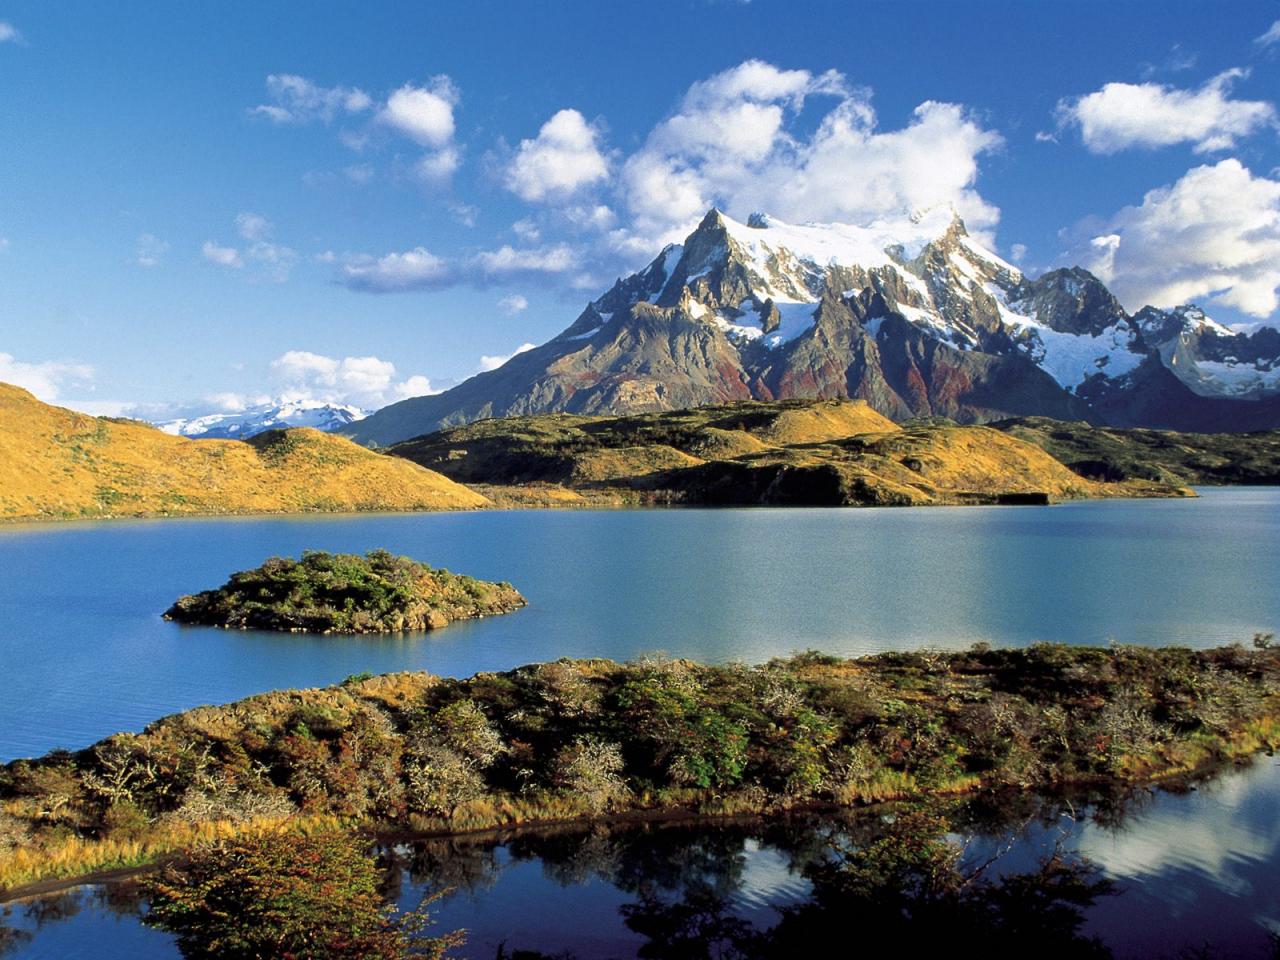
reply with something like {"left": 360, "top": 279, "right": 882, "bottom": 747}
{"left": 164, "top": 550, "right": 526, "bottom": 634}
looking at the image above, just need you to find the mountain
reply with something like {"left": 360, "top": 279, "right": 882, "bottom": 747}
{"left": 388, "top": 398, "right": 1189, "bottom": 507}
{"left": 0, "top": 383, "right": 488, "bottom": 520}
{"left": 156, "top": 398, "right": 365, "bottom": 439}
{"left": 347, "top": 208, "right": 1280, "bottom": 447}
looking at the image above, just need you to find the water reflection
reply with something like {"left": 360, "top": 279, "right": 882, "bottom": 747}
{"left": 5, "top": 756, "right": 1280, "bottom": 958}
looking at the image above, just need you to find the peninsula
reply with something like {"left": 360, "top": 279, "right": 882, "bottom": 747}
{"left": 3, "top": 640, "right": 1276, "bottom": 894}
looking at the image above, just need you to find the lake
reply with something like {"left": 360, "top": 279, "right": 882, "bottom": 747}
{"left": 2, "top": 489, "right": 1279, "bottom": 957}
{"left": 0, "top": 488, "right": 1277, "bottom": 761}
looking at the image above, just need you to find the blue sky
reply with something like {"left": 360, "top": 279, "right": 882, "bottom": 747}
{"left": 1, "top": 0, "right": 1279, "bottom": 417}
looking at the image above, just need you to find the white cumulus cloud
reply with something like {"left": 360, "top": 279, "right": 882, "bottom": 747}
{"left": 415, "top": 145, "right": 461, "bottom": 185}
{"left": 270, "top": 350, "right": 436, "bottom": 408}
{"left": 473, "top": 244, "right": 574, "bottom": 276}
{"left": 201, "top": 241, "right": 242, "bottom": 268}
{"left": 376, "top": 77, "right": 462, "bottom": 186}
{"left": 326, "top": 60, "right": 1009, "bottom": 297}
{"left": 1256, "top": 20, "right": 1280, "bottom": 48}
{"left": 341, "top": 247, "right": 451, "bottom": 293}
{"left": 338, "top": 242, "right": 574, "bottom": 293}
{"left": 251, "top": 74, "right": 372, "bottom": 124}
{"left": 505, "top": 109, "right": 610, "bottom": 202}
{"left": 479, "top": 343, "right": 536, "bottom": 372}
{"left": 380, "top": 78, "right": 458, "bottom": 147}
{"left": 1075, "top": 159, "right": 1280, "bottom": 319}
{"left": 1056, "top": 69, "right": 1277, "bottom": 154}
{"left": 235, "top": 212, "right": 272, "bottom": 241}
{"left": 0, "top": 352, "right": 93, "bottom": 402}
{"left": 617, "top": 59, "right": 1003, "bottom": 247}
{"left": 0, "top": 21, "right": 20, "bottom": 43}
{"left": 202, "top": 216, "right": 297, "bottom": 281}
{"left": 498, "top": 294, "right": 529, "bottom": 314}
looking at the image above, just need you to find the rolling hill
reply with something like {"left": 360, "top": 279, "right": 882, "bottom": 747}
{"left": 0, "top": 383, "right": 489, "bottom": 520}
{"left": 389, "top": 398, "right": 1190, "bottom": 507}
{"left": 993, "top": 417, "right": 1280, "bottom": 486}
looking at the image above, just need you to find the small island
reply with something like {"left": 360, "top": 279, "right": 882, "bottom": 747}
{"left": 164, "top": 549, "right": 525, "bottom": 633}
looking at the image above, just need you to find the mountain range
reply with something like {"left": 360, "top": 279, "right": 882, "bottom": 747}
{"left": 346, "top": 207, "right": 1280, "bottom": 447}
{"left": 157, "top": 398, "right": 365, "bottom": 440}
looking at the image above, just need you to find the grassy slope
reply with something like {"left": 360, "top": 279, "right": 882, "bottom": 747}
{"left": 994, "top": 417, "right": 1280, "bottom": 486}
{"left": 2, "top": 644, "right": 1277, "bottom": 892}
{"left": 0, "top": 383, "right": 489, "bottom": 520}
{"left": 390, "top": 399, "right": 1189, "bottom": 506}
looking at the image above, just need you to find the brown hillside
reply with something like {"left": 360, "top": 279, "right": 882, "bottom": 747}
{"left": 0, "top": 383, "right": 489, "bottom": 520}
{"left": 748, "top": 400, "right": 898, "bottom": 444}
{"left": 390, "top": 398, "right": 1191, "bottom": 507}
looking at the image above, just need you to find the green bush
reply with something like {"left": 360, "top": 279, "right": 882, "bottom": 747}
{"left": 144, "top": 829, "right": 460, "bottom": 959}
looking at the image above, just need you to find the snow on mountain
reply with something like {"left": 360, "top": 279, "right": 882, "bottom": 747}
{"left": 995, "top": 299, "right": 1144, "bottom": 390}
{"left": 346, "top": 206, "right": 1280, "bottom": 446}
{"left": 641, "top": 208, "right": 1280, "bottom": 409}
{"left": 157, "top": 399, "right": 367, "bottom": 439}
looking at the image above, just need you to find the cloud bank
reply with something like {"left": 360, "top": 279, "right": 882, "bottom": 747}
{"left": 0, "top": 352, "right": 94, "bottom": 402}
{"left": 1056, "top": 69, "right": 1276, "bottom": 154}
{"left": 1077, "top": 159, "right": 1280, "bottom": 318}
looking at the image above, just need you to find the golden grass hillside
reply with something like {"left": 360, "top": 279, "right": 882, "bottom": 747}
{"left": 0, "top": 383, "right": 490, "bottom": 520}
{"left": 390, "top": 398, "right": 1192, "bottom": 507}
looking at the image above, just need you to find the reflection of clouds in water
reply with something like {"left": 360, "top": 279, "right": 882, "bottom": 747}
{"left": 729, "top": 839, "right": 811, "bottom": 913}
{"left": 1077, "top": 762, "right": 1280, "bottom": 902}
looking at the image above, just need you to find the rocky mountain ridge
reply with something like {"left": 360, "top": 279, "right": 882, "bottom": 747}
{"left": 342, "top": 207, "right": 1280, "bottom": 446}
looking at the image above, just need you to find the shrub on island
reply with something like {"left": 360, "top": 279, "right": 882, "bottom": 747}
{"left": 164, "top": 550, "right": 525, "bottom": 634}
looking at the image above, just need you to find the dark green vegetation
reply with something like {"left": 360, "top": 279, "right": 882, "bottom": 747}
{"left": 3, "top": 640, "right": 1277, "bottom": 892}
{"left": 164, "top": 550, "right": 525, "bottom": 634}
{"left": 144, "top": 830, "right": 459, "bottom": 960}
{"left": 995, "top": 417, "right": 1280, "bottom": 486}
{"left": 389, "top": 399, "right": 1187, "bottom": 507}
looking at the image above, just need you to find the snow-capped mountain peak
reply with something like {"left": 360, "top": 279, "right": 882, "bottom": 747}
{"left": 346, "top": 207, "right": 1280, "bottom": 447}
{"left": 157, "top": 398, "right": 367, "bottom": 440}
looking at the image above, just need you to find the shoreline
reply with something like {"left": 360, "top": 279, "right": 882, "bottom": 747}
{"left": 0, "top": 748, "right": 1266, "bottom": 905}
{"left": 0, "top": 480, "right": 1223, "bottom": 527}
{"left": 4, "top": 644, "right": 1277, "bottom": 897}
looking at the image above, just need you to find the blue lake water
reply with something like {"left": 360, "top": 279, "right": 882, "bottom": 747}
{"left": 1, "top": 489, "right": 1279, "bottom": 956}
{"left": 0, "top": 488, "right": 1277, "bottom": 761}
